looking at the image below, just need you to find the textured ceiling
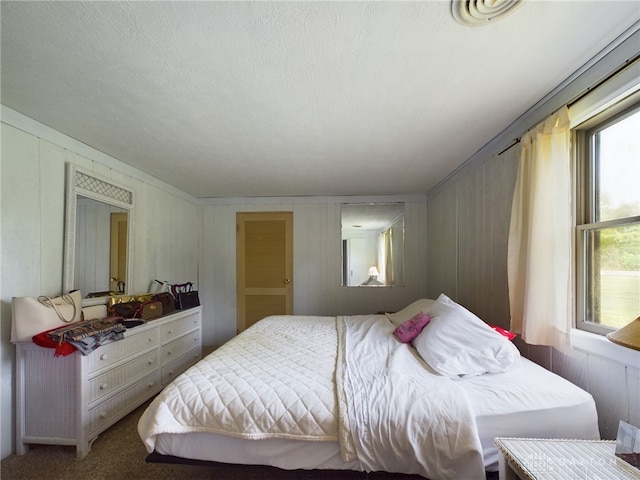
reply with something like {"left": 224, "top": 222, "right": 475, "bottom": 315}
{"left": 2, "top": 1, "right": 639, "bottom": 199}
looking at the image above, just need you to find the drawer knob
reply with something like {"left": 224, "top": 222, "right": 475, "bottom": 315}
{"left": 148, "top": 360, "right": 153, "bottom": 365}
{"left": 167, "top": 350, "right": 172, "bottom": 355}
{"left": 100, "top": 383, "right": 108, "bottom": 390}
{"left": 167, "top": 329, "right": 173, "bottom": 334}
{"left": 100, "top": 354, "right": 108, "bottom": 361}
{"left": 148, "top": 383, "right": 154, "bottom": 389}
{"left": 100, "top": 412, "right": 107, "bottom": 419}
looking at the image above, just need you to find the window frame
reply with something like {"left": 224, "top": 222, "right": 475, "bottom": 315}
{"left": 573, "top": 94, "right": 640, "bottom": 335}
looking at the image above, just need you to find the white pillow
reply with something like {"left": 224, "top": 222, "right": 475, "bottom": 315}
{"left": 412, "top": 294, "right": 520, "bottom": 379}
{"left": 385, "top": 298, "right": 436, "bottom": 326}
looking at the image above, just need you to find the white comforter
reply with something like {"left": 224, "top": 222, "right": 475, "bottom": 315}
{"left": 138, "top": 315, "right": 485, "bottom": 479}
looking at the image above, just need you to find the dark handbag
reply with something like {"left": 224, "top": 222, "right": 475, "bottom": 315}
{"left": 112, "top": 301, "right": 141, "bottom": 318}
{"left": 107, "top": 295, "right": 137, "bottom": 316}
{"left": 135, "top": 300, "right": 163, "bottom": 321}
{"left": 171, "top": 282, "right": 200, "bottom": 310}
{"left": 152, "top": 292, "right": 175, "bottom": 315}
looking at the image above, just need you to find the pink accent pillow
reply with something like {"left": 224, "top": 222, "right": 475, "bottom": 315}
{"left": 393, "top": 312, "right": 431, "bottom": 343}
{"left": 490, "top": 324, "right": 517, "bottom": 340}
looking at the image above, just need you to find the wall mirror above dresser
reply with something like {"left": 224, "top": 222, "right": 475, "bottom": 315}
{"left": 63, "top": 164, "right": 135, "bottom": 305}
{"left": 341, "top": 203, "right": 405, "bottom": 287}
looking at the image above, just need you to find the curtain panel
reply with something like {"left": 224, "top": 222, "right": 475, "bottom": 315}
{"left": 507, "top": 107, "right": 573, "bottom": 354}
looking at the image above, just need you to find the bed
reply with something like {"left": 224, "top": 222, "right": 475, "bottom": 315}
{"left": 138, "top": 294, "right": 600, "bottom": 480}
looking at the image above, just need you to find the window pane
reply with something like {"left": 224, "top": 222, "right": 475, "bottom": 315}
{"left": 586, "top": 224, "right": 640, "bottom": 329}
{"left": 595, "top": 110, "right": 640, "bottom": 221}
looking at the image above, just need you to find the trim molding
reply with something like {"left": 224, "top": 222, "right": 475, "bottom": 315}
{"left": 199, "top": 194, "right": 427, "bottom": 206}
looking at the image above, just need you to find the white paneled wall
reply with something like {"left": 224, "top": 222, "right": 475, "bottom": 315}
{"left": 200, "top": 199, "right": 428, "bottom": 347}
{"left": 1, "top": 118, "right": 200, "bottom": 459}
{"left": 425, "top": 144, "right": 640, "bottom": 441}
{"left": 426, "top": 145, "right": 518, "bottom": 326}
{"left": 140, "top": 183, "right": 201, "bottom": 288}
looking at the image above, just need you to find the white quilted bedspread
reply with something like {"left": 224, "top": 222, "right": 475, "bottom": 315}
{"left": 139, "top": 315, "right": 339, "bottom": 443}
{"left": 336, "top": 315, "right": 485, "bottom": 480}
{"left": 139, "top": 314, "right": 485, "bottom": 479}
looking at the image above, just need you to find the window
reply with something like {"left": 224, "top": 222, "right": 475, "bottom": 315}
{"left": 574, "top": 98, "right": 640, "bottom": 334}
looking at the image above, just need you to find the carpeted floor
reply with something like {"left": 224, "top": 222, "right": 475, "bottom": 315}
{"left": 1, "top": 399, "right": 499, "bottom": 480}
{"left": 0, "top": 399, "right": 417, "bottom": 480}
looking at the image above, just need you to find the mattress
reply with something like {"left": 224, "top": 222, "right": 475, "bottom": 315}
{"left": 460, "top": 356, "right": 600, "bottom": 470}
{"left": 150, "top": 350, "right": 599, "bottom": 473}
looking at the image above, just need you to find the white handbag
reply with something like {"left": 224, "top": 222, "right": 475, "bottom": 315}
{"left": 11, "top": 290, "right": 83, "bottom": 343}
{"left": 149, "top": 279, "right": 170, "bottom": 294}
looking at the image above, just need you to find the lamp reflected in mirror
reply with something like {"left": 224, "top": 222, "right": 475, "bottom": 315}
{"left": 361, "top": 266, "right": 383, "bottom": 286}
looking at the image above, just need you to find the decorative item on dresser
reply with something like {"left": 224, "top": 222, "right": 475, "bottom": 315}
{"left": 171, "top": 282, "right": 200, "bottom": 310}
{"left": 11, "top": 290, "right": 83, "bottom": 342}
{"left": 15, "top": 307, "right": 202, "bottom": 458}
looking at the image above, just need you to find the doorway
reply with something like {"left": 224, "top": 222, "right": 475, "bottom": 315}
{"left": 236, "top": 212, "right": 293, "bottom": 333}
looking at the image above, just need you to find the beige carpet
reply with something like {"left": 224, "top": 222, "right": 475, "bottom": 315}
{"left": 0, "top": 399, "right": 429, "bottom": 480}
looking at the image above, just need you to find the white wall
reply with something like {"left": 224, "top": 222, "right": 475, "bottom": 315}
{"left": 424, "top": 32, "right": 640, "bottom": 440}
{"left": 0, "top": 110, "right": 201, "bottom": 459}
{"left": 200, "top": 198, "right": 428, "bottom": 347}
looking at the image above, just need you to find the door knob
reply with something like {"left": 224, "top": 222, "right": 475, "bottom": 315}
{"left": 284, "top": 278, "right": 291, "bottom": 284}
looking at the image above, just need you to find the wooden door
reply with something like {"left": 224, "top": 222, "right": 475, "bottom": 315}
{"left": 110, "top": 212, "right": 128, "bottom": 293}
{"left": 237, "top": 212, "right": 293, "bottom": 332}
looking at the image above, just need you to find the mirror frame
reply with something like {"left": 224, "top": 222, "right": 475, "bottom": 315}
{"left": 63, "top": 163, "right": 135, "bottom": 305}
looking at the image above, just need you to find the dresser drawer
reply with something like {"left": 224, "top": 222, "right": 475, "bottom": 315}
{"left": 89, "top": 371, "right": 160, "bottom": 434}
{"left": 88, "top": 350, "right": 158, "bottom": 405}
{"left": 160, "top": 330, "right": 200, "bottom": 366}
{"left": 86, "top": 328, "right": 158, "bottom": 374}
{"left": 161, "top": 347, "right": 201, "bottom": 385}
{"left": 161, "top": 313, "right": 201, "bottom": 343}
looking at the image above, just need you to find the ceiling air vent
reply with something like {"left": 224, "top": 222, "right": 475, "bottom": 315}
{"left": 452, "top": 0, "right": 524, "bottom": 27}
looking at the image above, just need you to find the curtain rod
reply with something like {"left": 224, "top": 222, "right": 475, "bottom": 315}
{"left": 498, "top": 138, "right": 521, "bottom": 156}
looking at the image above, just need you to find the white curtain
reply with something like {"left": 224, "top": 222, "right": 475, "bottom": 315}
{"left": 377, "top": 229, "right": 393, "bottom": 285}
{"left": 507, "top": 107, "right": 573, "bottom": 353}
{"left": 384, "top": 229, "right": 394, "bottom": 285}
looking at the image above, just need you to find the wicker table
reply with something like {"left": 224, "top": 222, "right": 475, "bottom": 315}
{"left": 494, "top": 437, "right": 640, "bottom": 480}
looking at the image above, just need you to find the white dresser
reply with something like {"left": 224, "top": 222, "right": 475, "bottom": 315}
{"left": 15, "top": 307, "right": 202, "bottom": 458}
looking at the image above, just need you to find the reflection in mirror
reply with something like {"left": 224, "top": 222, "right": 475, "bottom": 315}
{"left": 341, "top": 203, "right": 404, "bottom": 287}
{"left": 75, "top": 196, "right": 128, "bottom": 297}
{"left": 63, "top": 164, "right": 134, "bottom": 303}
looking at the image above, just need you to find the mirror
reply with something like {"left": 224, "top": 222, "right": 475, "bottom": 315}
{"left": 341, "top": 203, "right": 404, "bottom": 287}
{"left": 63, "top": 164, "right": 134, "bottom": 304}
